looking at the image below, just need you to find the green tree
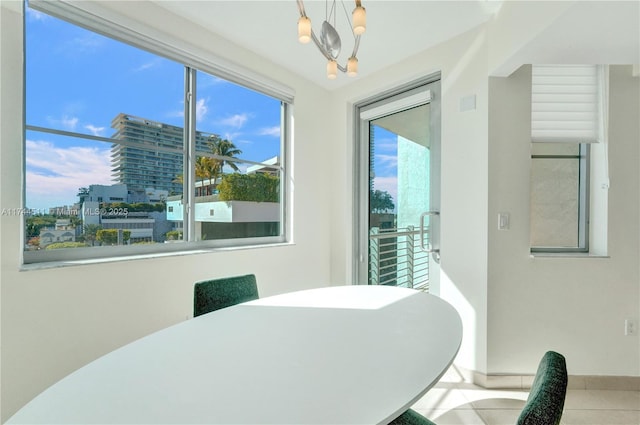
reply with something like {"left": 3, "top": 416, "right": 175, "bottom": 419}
{"left": 174, "top": 156, "right": 216, "bottom": 187}
{"left": 96, "top": 229, "right": 131, "bottom": 245}
{"left": 69, "top": 215, "right": 83, "bottom": 227}
{"left": 173, "top": 173, "right": 184, "bottom": 185}
{"left": 208, "top": 136, "right": 242, "bottom": 187}
{"left": 25, "top": 215, "right": 56, "bottom": 238}
{"left": 165, "top": 230, "right": 183, "bottom": 241}
{"left": 100, "top": 202, "right": 164, "bottom": 213}
{"left": 45, "top": 241, "right": 87, "bottom": 250}
{"left": 370, "top": 189, "right": 395, "bottom": 213}
{"left": 195, "top": 156, "right": 216, "bottom": 180}
{"left": 218, "top": 173, "right": 279, "bottom": 202}
{"left": 194, "top": 156, "right": 219, "bottom": 195}
{"left": 26, "top": 236, "right": 40, "bottom": 249}
{"left": 83, "top": 224, "right": 102, "bottom": 246}
{"left": 77, "top": 187, "right": 90, "bottom": 203}
{"left": 173, "top": 137, "right": 242, "bottom": 193}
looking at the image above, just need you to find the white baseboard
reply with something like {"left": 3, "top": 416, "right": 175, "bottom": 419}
{"left": 456, "top": 366, "right": 640, "bottom": 390}
{"left": 565, "top": 375, "right": 640, "bottom": 391}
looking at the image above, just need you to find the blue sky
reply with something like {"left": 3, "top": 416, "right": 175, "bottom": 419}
{"left": 25, "top": 6, "right": 282, "bottom": 211}
{"left": 371, "top": 126, "right": 399, "bottom": 209}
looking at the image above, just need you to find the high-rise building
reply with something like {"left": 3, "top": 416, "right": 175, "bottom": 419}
{"left": 110, "top": 113, "right": 212, "bottom": 195}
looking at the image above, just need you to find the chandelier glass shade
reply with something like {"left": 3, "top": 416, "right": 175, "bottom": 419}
{"left": 297, "top": 0, "right": 366, "bottom": 79}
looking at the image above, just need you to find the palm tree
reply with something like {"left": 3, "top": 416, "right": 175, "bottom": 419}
{"left": 195, "top": 156, "right": 217, "bottom": 196}
{"left": 83, "top": 224, "right": 102, "bottom": 247}
{"left": 208, "top": 136, "right": 242, "bottom": 189}
{"left": 173, "top": 136, "right": 242, "bottom": 194}
{"left": 77, "top": 187, "right": 90, "bottom": 203}
{"left": 173, "top": 157, "right": 217, "bottom": 192}
{"left": 195, "top": 156, "right": 216, "bottom": 180}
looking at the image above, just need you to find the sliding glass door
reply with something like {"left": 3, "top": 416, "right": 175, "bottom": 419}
{"left": 355, "top": 79, "right": 441, "bottom": 292}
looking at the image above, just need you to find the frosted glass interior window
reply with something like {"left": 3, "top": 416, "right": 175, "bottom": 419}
{"left": 530, "top": 143, "right": 588, "bottom": 251}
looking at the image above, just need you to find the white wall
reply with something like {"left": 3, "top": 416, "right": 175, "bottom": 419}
{"left": 488, "top": 66, "right": 640, "bottom": 376}
{"left": 487, "top": 65, "right": 640, "bottom": 376}
{"left": 0, "top": 1, "right": 333, "bottom": 420}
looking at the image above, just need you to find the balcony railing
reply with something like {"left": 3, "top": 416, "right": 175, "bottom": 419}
{"left": 369, "top": 225, "right": 430, "bottom": 291}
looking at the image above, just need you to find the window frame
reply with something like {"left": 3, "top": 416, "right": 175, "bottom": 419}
{"left": 22, "top": 0, "right": 293, "bottom": 265}
{"left": 530, "top": 142, "right": 590, "bottom": 253}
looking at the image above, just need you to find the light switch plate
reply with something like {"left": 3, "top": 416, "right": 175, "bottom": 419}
{"left": 498, "top": 213, "right": 510, "bottom": 230}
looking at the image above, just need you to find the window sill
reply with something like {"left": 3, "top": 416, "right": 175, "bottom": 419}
{"left": 529, "top": 252, "right": 609, "bottom": 259}
{"left": 20, "top": 242, "right": 294, "bottom": 271}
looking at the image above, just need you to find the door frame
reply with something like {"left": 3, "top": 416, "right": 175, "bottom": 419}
{"left": 352, "top": 74, "right": 441, "bottom": 288}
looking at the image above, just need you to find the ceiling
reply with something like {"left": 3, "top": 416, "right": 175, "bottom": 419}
{"left": 154, "top": 1, "right": 504, "bottom": 90}
{"left": 153, "top": 1, "right": 639, "bottom": 91}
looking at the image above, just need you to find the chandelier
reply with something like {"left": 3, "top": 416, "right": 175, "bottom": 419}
{"left": 296, "top": 0, "right": 367, "bottom": 79}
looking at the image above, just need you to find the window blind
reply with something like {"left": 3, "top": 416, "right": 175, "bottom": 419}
{"left": 531, "top": 65, "right": 601, "bottom": 143}
{"left": 28, "top": 0, "right": 295, "bottom": 104}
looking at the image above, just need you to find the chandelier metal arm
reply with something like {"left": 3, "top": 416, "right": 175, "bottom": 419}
{"left": 297, "top": 0, "right": 363, "bottom": 75}
{"left": 310, "top": 32, "right": 361, "bottom": 73}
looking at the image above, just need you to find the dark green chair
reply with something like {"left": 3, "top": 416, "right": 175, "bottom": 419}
{"left": 388, "top": 408, "right": 436, "bottom": 425}
{"left": 389, "top": 351, "right": 567, "bottom": 425}
{"left": 516, "top": 351, "right": 568, "bottom": 425}
{"left": 193, "top": 274, "right": 258, "bottom": 317}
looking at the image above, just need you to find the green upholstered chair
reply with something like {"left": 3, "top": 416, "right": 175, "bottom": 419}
{"left": 389, "top": 351, "right": 567, "bottom": 425}
{"left": 193, "top": 274, "right": 258, "bottom": 317}
{"left": 516, "top": 351, "right": 568, "bottom": 425}
{"left": 388, "top": 408, "right": 436, "bottom": 425}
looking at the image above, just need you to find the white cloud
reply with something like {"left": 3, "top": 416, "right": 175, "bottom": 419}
{"left": 26, "top": 8, "right": 49, "bottom": 22}
{"left": 55, "top": 34, "right": 105, "bottom": 57}
{"left": 84, "top": 124, "right": 105, "bottom": 136}
{"left": 132, "top": 60, "right": 159, "bottom": 73}
{"left": 69, "top": 34, "right": 104, "bottom": 53}
{"left": 196, "top": 98, "right": 208, "bottom": 122}
{"left": 375, "top": 140, "right": 397, "bottom": 151}
{"left": 46, "top": 115, "right": 79, "bottom": 131}
{"left": 63, "top": 116, "right": 79, "bottom": 130}
{"left": 234, "top": 138, "right": 254, "bottom": 146}
{"left": 166, "top": 99, "right": 207, "bottom": 122}
{"left": 198, "top": 74, "right": 228, "bottom": 89}
{"left": 219, "top": 113, "right": 249, "bottom": 129}
{"left": 372, "top": 176, "right": 398, "bottom": 205}
{"left": 25, "top": 139, "right": 112, "bottom": 210}
{"left": 223, "top": 132, "right": 243, "bottom": 143}
{"left": 258, "top": 126, "right": 281, "bottom": 137}
{"left": 167, "top": 109, "right": 184, "bottom": 119}
{"left": 375, "top": 153, "right": 398, "bottom": 170}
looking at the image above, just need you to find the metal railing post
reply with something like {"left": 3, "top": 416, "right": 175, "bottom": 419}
{"left": 406, "top": 225, "right": 414, "bottom": 288}
{"left": 369, "top": 227, "right": 380, "bottom": 285}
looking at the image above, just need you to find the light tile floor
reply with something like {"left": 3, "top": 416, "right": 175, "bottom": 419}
{"left": 407, "top": 367, "right": 640, "bottom": 425}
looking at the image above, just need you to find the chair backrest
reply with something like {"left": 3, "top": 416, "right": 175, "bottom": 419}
{"left": 388, "top": 408, "right": 437, "bottom": 425}
{"left": 193, "top": 274, "right": 258, "bottom": 317}
{"left": 516, "top": 351, "right": 568, "bottom": 425}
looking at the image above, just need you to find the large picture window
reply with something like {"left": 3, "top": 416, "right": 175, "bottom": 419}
{"left": 23, "top": 2, "right": 290, "bottom": 264}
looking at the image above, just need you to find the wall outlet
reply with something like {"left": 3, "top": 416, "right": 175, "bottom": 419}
{"left": 624, "top": 319, "right": 637, "bottom": 336}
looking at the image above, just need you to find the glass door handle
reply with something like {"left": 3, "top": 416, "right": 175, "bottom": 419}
{"left": 419, "top": 211, "right": 440, "bottom": 256}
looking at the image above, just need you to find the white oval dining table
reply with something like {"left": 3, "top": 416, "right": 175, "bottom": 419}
{"left": 7, "top": 285, "right": 462, "bottom": 425}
